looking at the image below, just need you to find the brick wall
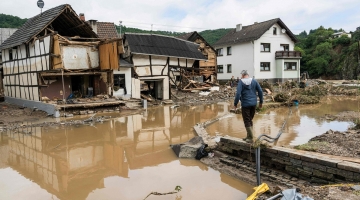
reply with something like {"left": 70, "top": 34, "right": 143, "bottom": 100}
{"left": 218, "top": 136, "right": 360, "bottom": 183}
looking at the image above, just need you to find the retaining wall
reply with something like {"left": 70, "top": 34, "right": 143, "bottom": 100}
{"left": 218, "top": 136, "right": 360, "bottom": 184}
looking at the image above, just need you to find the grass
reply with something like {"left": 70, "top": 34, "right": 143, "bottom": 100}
{"left": 295, "top": 141, "right": 330, "bottom": 151}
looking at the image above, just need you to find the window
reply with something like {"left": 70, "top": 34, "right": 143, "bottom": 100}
{"left": 25, "top": 44, "right": 30, "bottom": 58}
{"left": 8, "top": 49, "right": 13, "bottom": 61}
{"left": 260, "top": 43, "right": 270, "bottom": 52}
{"left": 217, "top": 65, "right": 223, "bottom": 73}
{"left": 260, "top": 62, "right": 270, "bottom": 71}
{"left": 114, "top": 74, "right": 126, "bottom": 93}
{"left": 227, "top": 46, "right": 232, "bottom": 55}
{"left": 284, "top": 62, "right": 297, "bottom": 70}
{"left": 280, "top": 44, "right": 289, "bottom": 51}
{"left": 273, "top": 27, "right": 277, "bottom": 35}
{"left": 227, "top": 64, "right": 232, "bottom": 73}
{"left": 217, "top": 48, "right": 223, "bottom": 56}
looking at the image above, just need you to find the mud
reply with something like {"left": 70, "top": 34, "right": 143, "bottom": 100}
{"left": 295, "top": 129, "right": 360, "bottom": 158}
{"left": 0, "top": 105, "right": 253, "bottom": 200}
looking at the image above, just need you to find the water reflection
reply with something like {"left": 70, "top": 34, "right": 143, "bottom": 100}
{"left": 207, "top": 97, "right": 359, "bottom": 146}
{"left": 0, "top": 105, "right": 252, "bottom": 200}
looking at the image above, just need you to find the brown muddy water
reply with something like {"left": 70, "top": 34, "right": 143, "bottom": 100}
{"left": 207, "top": 96, "right": 360, "bottom": 146}
{"left": 0, "top": 105, "right": 253, "bottom": 200}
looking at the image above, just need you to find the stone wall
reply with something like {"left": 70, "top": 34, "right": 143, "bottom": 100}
{"left": 218, "top": 136, "right": 360, "bottom": 184}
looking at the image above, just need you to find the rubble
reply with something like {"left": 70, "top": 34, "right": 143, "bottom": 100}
{"left": 170, "top": 136, "right": 204, "bottom": 158}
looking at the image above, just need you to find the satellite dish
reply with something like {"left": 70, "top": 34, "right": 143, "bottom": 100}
{"left": 37, "top": 0, "right": 44, "bottom": 9}
{"left": 281, "top": 29, "right": 286, "bottom": 33}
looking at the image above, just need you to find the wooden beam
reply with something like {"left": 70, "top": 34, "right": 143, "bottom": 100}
{"left": 41, "top": 72, "right": 104, "bottom": 76}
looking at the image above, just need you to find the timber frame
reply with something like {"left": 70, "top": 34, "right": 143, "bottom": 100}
{"left": 0, "top": 4, "right": 123, "bottom": 103}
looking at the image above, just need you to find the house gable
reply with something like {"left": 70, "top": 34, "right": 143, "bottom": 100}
{"left": 214, "top": 18, "right": 298, "bottom": 48}
{"left": 0, "top": 4, "right": 97, "bottom": 50}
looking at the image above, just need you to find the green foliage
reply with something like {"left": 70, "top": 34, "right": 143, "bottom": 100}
{"left": 174, "top": 186, "right": 182, "bottom": 192}
{"left": 0, "top": 14, "right": 27, "bottom": 28}
{"left": 296, "top": 26, "right": 360, "bottom": 79}
{"left": 198, "top": 28, "right": 233, "bottom": 45}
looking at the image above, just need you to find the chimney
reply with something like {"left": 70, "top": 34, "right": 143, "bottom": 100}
{"left": 89, "top": 20, "right": 98, "bottom": 34}
{"left": 79, "top": 13, "right": 85, "bottom": 21}
{"left": 236, "top": 24, "right": 242, "bottom": 32}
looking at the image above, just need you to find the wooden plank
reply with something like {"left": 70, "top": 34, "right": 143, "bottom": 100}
{"left": 52, "top": 35, "right": 62, "bottom": 69}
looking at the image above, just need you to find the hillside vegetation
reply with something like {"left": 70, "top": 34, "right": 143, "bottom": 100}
{"left": 296, "top": 27, "right": 360, "bottom": 79}
{"left": 0, "top": 14, "right": 27, "bottom": 28}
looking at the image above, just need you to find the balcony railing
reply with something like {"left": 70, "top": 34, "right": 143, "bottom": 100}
{"left": 275, "top": 51, "right": 301, "bottom": 58}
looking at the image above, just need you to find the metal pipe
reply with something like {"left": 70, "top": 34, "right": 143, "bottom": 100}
{"left": 256, "top": 147, "right": 261, "bottom": 186}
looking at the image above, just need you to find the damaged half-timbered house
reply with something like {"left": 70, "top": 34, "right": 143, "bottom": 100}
{"left": 177, "top": 31, "right": 217, "bottom": 83}
{"left": 121, "top": 33, "right": 206, "bottom": 100}
{"left": 0, "top": 4, "right": 122, "bottom": 116}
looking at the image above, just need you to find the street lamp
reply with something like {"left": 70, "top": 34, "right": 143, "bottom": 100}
{"left": 37, "top": 0, "right": 44, "bottom": 15}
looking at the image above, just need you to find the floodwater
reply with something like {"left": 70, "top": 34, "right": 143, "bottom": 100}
{"left": 207, "top": 96, "right": 360, "bottom": 146}
{"left": 0, "top": 105, "right": 253, "bottom": 200}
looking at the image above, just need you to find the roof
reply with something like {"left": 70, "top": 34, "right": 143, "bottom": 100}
{"left": 96, "top": 22, "right": 118, "bottom": 38}
{"left": 0, "top": 4, "right": 97, "bottom": 50}
{"left": 177, "top": 31, "right": 216, "bottom": 52}
{"left": 124, "top": 33, "right": 206, "bottom": 60}
{"left": 119, "top": 59, "right": 133, "bottom": 68}
{"left": 214, "top": 18, "right": 298, "bottom": 47}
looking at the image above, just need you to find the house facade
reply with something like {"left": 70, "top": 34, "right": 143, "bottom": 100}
{"left": 177, "top": 31, "right": 217, "bottom": 83}
{"left": 214, "top": 18, "right": 301, "bottom": 83}
{"left": 0, "top": 4, "right": 122, "bottom": 115}
{"left": 121, "top": 33, "right": 206, "bottom": 100}
{"left": 0, "top": 28, "right": 17, "bottom": 98}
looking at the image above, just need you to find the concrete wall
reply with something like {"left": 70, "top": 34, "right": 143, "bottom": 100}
{"left": 216, "top": 41, "right": 254, "bottom": 80}
{"left": 218, "top": 136, "right": 360, "bottom": 183}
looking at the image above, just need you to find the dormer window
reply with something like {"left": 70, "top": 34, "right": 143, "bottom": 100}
{"left": 273, "top": 27, "right": 277, "bottom": 35}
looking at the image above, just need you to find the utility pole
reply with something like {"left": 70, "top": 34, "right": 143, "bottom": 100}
{"left": 119, "top": 21, "right": 122, "bottom": 38}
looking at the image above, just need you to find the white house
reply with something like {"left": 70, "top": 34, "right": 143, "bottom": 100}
{"left": 331, "top": 31, "right": 352, "bottom": 39}
{"left": 214, "top": 18, "right": 301, "bottom": 83}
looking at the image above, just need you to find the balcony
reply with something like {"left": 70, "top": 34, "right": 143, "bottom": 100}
{"left": 275, "top": 51, "right": 301, "bottom": 59}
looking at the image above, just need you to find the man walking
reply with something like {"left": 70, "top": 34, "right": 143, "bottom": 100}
{"left": 234, "top": 70, "right": 263, "bottom": 143}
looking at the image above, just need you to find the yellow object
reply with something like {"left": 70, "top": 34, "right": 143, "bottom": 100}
{"left": 246, "top": 183, "right": 270, "bottom": 200}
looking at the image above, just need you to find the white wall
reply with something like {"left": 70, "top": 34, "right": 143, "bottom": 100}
{"left": 216, "top": 41, "right": 254, "bottom": 80}
{"left": 254, "top": 23, "right": 295, "bottom": 80}
{"left": 2, "top": 35, "right": 51, "bottom": 101}
{"left": 283, "top": 59, "right": 301, "bottom": 80}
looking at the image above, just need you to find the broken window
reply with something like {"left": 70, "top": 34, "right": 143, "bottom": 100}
{"left": 280, "top": 44, "right": 289, "bottom": 51}
{"left": 260, "top": 43, "right": 270, "bottom": 52}
{"left": 217, "top": 65, "right": 223, "bottom": 73}
{"left": 114, "top": 74, "right": 125, "bottom": 92}
{"left": 260, "top": 62, "right": 270, "bottom": 71}
{"left": 284, "top": 62, "right": 297, "bottom": 70}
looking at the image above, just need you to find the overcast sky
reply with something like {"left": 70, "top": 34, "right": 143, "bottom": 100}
{"left": 1, "top": 0, "right": 359, "bottom": 34}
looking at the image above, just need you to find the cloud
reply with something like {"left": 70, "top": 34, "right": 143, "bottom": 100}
{"left": 0, "top": 0, "right": 359, "bottom": 34}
